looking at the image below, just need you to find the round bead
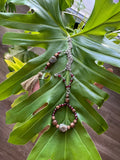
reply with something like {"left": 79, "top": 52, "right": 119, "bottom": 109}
{"left": 58, "top": 74, "right": 61, "bottom": 78}
{"left": 57, "top": 51, "right": 61, "bottom": 55}
{"left": 66, "top": 94, "right": 69, "bottom": 98}
{"left": 52, "top": 116, "right": 55, "bottom": 120}
{"left": 65, "top": 98, "right": 69, "bottom": 103}
{"left": 67, "top": 125, "right": 71, "bottom": 130}
{"left": 52, "top": 120, "right": 57, "bottom": 126}
{"left": 71, "top": 74, "right": 74, "bottom": 77}
{"left": 49, "top": 56, "right": 57, "bottom": 64}
{"left": 56, "top": 105, "right": 60, "bottom": 109}
{"left": 74, "top": 119, "right": 77, "bottom": 123}
{"left": 56, "top": 124, "right": 59, "bottom": 128}
{"left": 70, "top": 122, "right": 75, "bottom": 128}
{"left": 72, "top": 109, "right": 76, "bottom": 112}
{"left": 45, "top": 66, "right": 47, "bottom": 69}
{"left": 63, "top": 78, "right": 66, "bottom": 82}
{"left": 47, "top": 62, "right": 51, "bottom": 67}
{"left": 54, "top": 53, "right": 59, "bottom": 57}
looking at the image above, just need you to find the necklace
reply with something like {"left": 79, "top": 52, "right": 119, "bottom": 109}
{"left": 44, "top": 37, "right": 78, "bottom": 132}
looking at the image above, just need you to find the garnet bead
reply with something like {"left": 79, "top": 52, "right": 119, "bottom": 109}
{"left": 45, "top": 66, "right": 47, "bottom": 69}
{"left": 58, "top": 74, "right": 61, "bottom": 78}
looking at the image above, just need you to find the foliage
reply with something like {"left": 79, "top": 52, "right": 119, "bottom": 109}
{"left": 0, "top": 0, "right": 120, "bottom": 160}
{"left": 5, "top": 45, "right": 38, "bottom": 63}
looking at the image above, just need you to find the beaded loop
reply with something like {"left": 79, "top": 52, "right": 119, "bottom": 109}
{"left": 52, "top": 103, "right": 78, "bottom": 132}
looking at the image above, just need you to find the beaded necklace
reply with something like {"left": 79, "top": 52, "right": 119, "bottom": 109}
{"left": 44, "top": 37, "right": 78, "bottom": 132}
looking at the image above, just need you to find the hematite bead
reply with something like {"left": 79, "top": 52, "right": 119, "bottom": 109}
{"left": 49, "top": 56, "right": 57, "bottom": 64}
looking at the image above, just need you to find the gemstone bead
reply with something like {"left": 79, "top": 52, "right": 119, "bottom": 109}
{"left": 65, "top": 98, "right": 69, "bottom": 103}
{"left": 66, "top": 94, "right": 69, "bottom": 98}
{"left": 70, "top": 122, "right": 75, "bottom": 128}
{"left": 52, "top": 116, "right": 55, "bottom": 120}
{"left": 45, "top": 66, "right": 47, "bottom": 69}
{"left": 47, "top": 62, "right": 51, "bottom": 67}
{"left": 59, "top": 124, "right": 68, "bottom": 132}
{"left": 56, "top": 105, "right": 60, "bottom": 109}
{"left": 54, "top": 53, "right": 59, "bottom": 57}
{"left": 67, "top": 125, "right": 71, "bottom": 130}
{"left": 74, "top": 119, "right": 77, "bottom": 123}
{"left": 49, "top": 56, "right": 57, "bottom": 64}
{"left": 56, "top": 124, "right": 60, "bottom": 128}
{"left": 53, "top": 120, "right": 57, "bottom": 126}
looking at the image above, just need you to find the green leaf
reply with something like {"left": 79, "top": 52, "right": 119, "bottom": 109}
{"left": 5, "top": 46, "right": 38, "bottom": 62}
{"left": 8, "top": 105, "right": 51, "bottom": 145}
{"left": 0, "top": 0, "right": 120, "bottom": 160}
{"left": 59, "top": 0, "right": 74, "bottom": 11}
{"left": 75, "top": 0, "right": 120, "bottom": 36}
{"left": 0, "top": 0, "right": 7, "bottom": 11}
{"left": 27, "top": 121, "right": 102, "bottom": 160}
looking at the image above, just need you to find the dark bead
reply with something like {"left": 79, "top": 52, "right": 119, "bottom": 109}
{"left": 57, "top": 51, "right": 61, "bottom": 55}
{"left": 63, "top": 78, "right": 66, "bottom": 82}
{"left": 71, "top": 74, "right": 74, "bottom": 77}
